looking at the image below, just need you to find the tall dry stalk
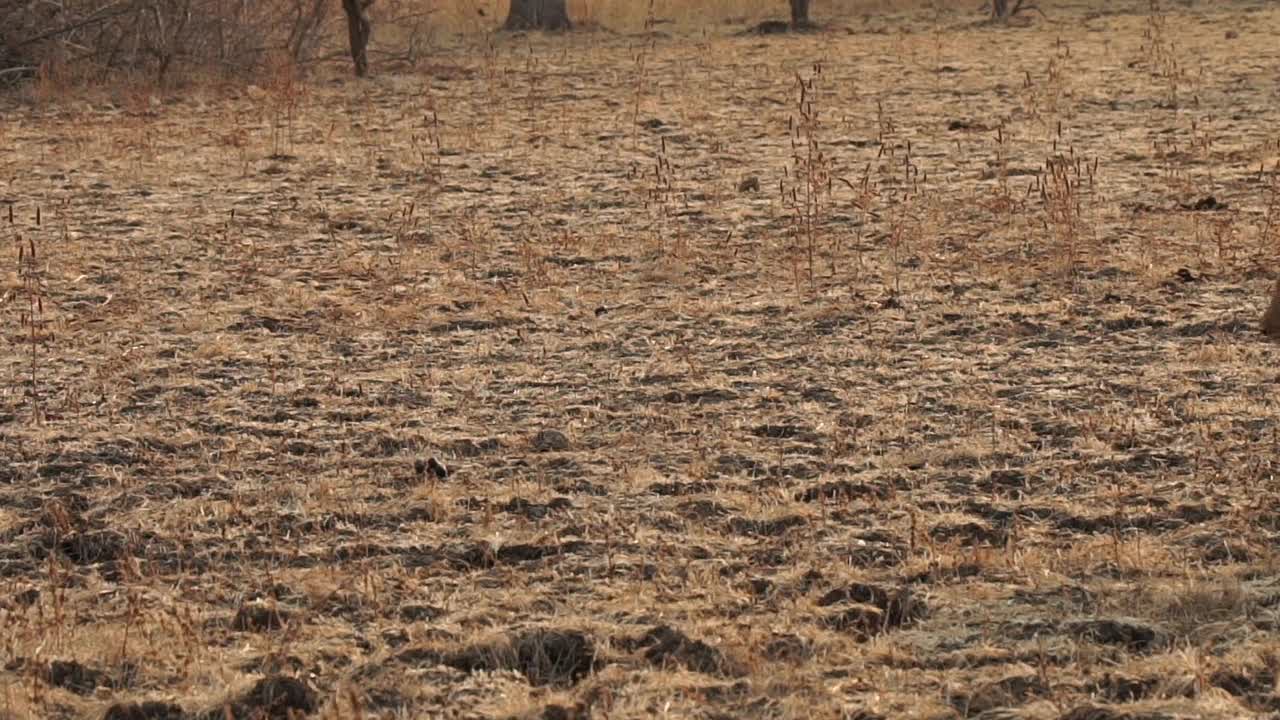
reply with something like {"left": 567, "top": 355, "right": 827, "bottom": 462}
{"left": 1037, "top": 145, "right": 1097, "bottom": 286}
{"left": 628, "top": 0, "right": 658, "bottom": 150}
{"left": 783, "top": 65, "right": 832, "bottom": 292}
{"left": 14, "top": 206, "right": 50, "bottom": 424}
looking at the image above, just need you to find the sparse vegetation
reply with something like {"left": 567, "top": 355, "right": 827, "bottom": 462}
{"left": 3, "top": 1, "right": 1280, "bottom": 719}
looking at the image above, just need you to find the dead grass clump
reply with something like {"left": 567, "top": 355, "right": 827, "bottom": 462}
{"left": 205, "top": 676, "right": 316, "bottom": 719}
{"left": 1136, "top": 577, "right": 1258, "bottom": 642}
{"left": 817, "top": 581, "right": 927, "bottom": 639}
{"left": 630, "top": 625, "right": 743, "bottom": 677}
{"left": 402, "top": 629, "right": 598, "bottom": 687}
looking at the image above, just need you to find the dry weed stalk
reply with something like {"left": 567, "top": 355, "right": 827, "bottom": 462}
{"left": 1153, "top": 132, "right": 1194, "bottom": 199}
{"left": 1140, "top": 0, "right": 1184, "bottom": 108}
{"left": 517, "top": 201, "right": 552, "bottom": 287}
{"left": 410, "top": 87, "right": 446, "bottom": 222}
{"left": 263, "top": 53, "right": 307, "bottom": 158}
{"left": 628, "top": 0, "right": 659, "bottom": 150}
{"left": 521, "top": 45, "right": 546, "bottom": 141}
{"left": 390, "top": 200, "right": 420, "bottom": 260}
{"left": 1017, "top": 37, "right": 1074, "bottom": 129}
{"left": 827, "top": 97, "right": 929, "bottom": 298}
{"left": 1188, "top": 116, "right": 1216, "bottom": 167}
{"left": 479, "top": 33, "right": 502, "bottom": 135}
{"left": 839, "top": 162, "right": 876, "bottom": 282}
{"left": 13, "top": 206, "right": 51, "bottom": 425}
{"left": 1035, "top": 139, "right": 1097, "bottom": 284}
{"left": 884, "top": 144, "right": 926, "bottom": 299}
{"left": 642, "top": 134, "right": 682, "bottom": 255}
{"left": 782, "top": 65, "right": 833, "bottom": 291}
{"left": 1202, "top": 214, "right": 1239, "bottom": 266}
{"left": 866, "top": 101, "right": 927, "bottom": 300}
{"left": 990, "top": 122, "right": 1016, "bottom": 215}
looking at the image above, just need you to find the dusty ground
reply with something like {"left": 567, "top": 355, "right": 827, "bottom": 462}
{"left": 3, "top": 0, "right": 1280, "bottom": 718}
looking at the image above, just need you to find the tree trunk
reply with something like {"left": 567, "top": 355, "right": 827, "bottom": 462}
{"left": 789, "top": 0, "right": 810, "bottom": 28}
{"left": 504, "top": 0, "right": 571, "bottom": 31}
{"left": 342, "top": 0, "right": 372, "bottom": 77}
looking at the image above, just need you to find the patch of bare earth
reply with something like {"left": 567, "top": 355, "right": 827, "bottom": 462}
{"left": 2, "top": 1, "right": 1280, "bottom": 718}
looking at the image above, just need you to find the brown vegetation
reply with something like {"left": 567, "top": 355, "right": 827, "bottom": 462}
{"left": 0, "top": 0, "right": 335, "bottom": 84}
{"left": 2, "top": 1, "right": 1280, "bottom": 719}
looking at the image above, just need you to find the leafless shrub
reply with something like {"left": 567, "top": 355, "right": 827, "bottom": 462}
{"left": 1, "top": 0, "right": 337, "bottom": 85}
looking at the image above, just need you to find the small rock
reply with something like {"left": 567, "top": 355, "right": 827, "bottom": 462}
{"left": 398, "top": 604, "right": 444, "bottom": 622}
{"left": 823, "top": 603, "right": 886, "bottom": 636}
{"left": 956, "top": 674, "right": 1048, "bottom": 715}
{"left": 381, "top": 628, "right": 410, "bottom": 648}
{"left": 231, "top": 603, "right": 289, "bottom": 632}
{"left": 636, "top": 625, "right": 740, "bottom": 677}
{"left": 233, "top": 676, "right": 315, "bottom": 717}
{"left": 542, "top": 705, "right": 574, "bottom": 720}
{"left": 1067, "top": 617, "right": 1167, "bottom": 653}
{"left": 442, "top": 629, "right": 596, "bottom": 687}
{"left": 513, "top": 629, "right": 596, "bottom": 686}
{"left": 1181, "top": 195, "right": 1227, "bottom": 211}
{"left": 750, "top": 19, "right": 792, "bottom": 34}
{"left": 47, "top": 659, "right": 107, "bottom": 695}
{"left": 542, "top": 703, "right": 589, "bottom": 720}
{"left": 101, "top": 701, "right": 184, "bottom": 720}
{"left": 763, "top": 633, "right": 813, "bottom": 663}
{"left": 531, "top": 429, "right": 570, "bottom": 452}
{"left": 415, "top": 457, "right": 448, "bottom": 480}
{"left": 737, "top": 176, "right": 760, "bottom": 193}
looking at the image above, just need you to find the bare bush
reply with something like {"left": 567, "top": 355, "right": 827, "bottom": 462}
{"left": 1, "top": 0, "right": 336, "bottom": 84}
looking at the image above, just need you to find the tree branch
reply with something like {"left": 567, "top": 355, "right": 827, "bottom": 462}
{"left": 13, "top": 1, "right": 137, "bottom": 48}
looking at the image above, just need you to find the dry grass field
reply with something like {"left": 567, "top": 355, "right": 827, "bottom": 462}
{"left": 4, "top": 0, "right": 1280, "bottom": 717}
